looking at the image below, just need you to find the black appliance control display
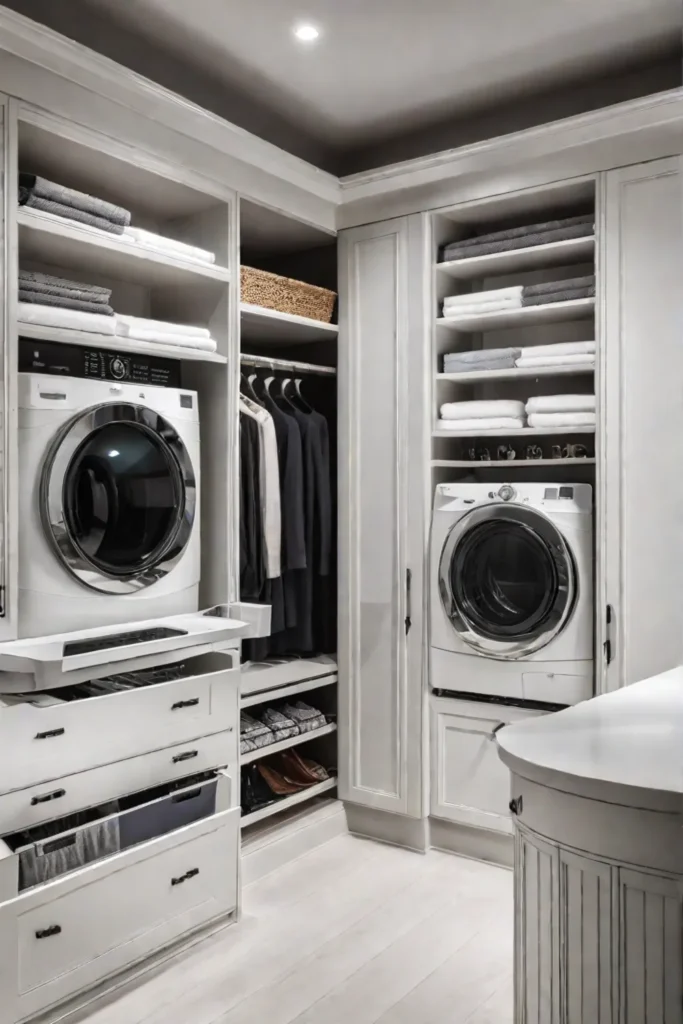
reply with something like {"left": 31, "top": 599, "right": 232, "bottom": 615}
{"left": 19, "top": 338, "right": 181, "bottom": 388}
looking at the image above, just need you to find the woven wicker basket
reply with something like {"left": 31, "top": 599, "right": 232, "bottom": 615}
{"left": 241, "top": 266, "right": 336, "bottom": 323}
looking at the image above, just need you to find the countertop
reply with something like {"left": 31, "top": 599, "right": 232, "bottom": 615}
{"left": 496, "top": 666, "right": 683, "bottom": 810}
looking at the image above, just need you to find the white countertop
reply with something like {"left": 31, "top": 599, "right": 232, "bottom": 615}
{"left": 497, "top": 666, "right": 683, "bottom": 807}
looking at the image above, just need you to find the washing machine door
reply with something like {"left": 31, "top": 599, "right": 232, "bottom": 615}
{"left": 439, "top": 502, "right": 576, "bottom": 658}
{"left": 41, "top": 403, "right": 196, "bottom": 594}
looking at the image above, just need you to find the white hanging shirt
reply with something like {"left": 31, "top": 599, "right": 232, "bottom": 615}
{"left": 240, "top": 395, "right": 281, "bottom": 578}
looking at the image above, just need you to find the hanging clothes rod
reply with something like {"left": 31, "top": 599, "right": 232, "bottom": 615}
{"left": 240, "top": 353, "right": 337, "bottom": 377}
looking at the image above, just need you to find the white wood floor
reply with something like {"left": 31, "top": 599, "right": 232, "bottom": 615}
{"left": 79, "top": 835, "right": 514, "bottom": 1024}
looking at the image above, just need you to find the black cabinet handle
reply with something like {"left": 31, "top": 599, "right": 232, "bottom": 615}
{"left": 171, "top": 698, "right": 199, "bottom": 710}
{"left": 171, "top": 867, "right": 199, "bottom": 886}
{"left": 31, "top": 788, "right": 66, "bottom": 806}
{"left": 509, "top": 796, "right": 523, "bottom": 816}
{"left": 35, "top": 925, "right": 61, "bottom": 939}
{"left": 35, "top": 727, "right": 65, "bottom": 740}
{"left": 172, "top": 750, "right": 198, "bottom": 764}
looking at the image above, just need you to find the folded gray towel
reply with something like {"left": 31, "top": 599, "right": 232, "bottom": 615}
{"left": 25, "top": 194, "right": 126, "bottom": 235}
{"left": 19, "top": 278, "right": 112, "bottom": 305}
{"left": 444, "top": 355, "right": 519, "bottom": 373}
{"left": 442, "top": 221, "right": 593, "bottom": 261}
{"left": 521, "top": 285, "right": 595, "bottom": 307}
{"left": 442, "top": 213, "right": 593, "bottom": 255}
{"left": 30, "top": 175, "right": 131, "bottom": 227}
{"left": 443, "top": 347, "right": 521, "bottom": 367}
{"left": 19, "top": 289, "right": 115, "bottom": 315}
{"left": 523, "top": 275, "right": 594, "bottom": 297}
{"left": 19, "top": 270, "right": 111, "bottom": 300}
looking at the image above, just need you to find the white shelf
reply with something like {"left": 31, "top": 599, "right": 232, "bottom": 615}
{"left": 241, "top": 722, "right": 337, "bottom": 766}
{"left": 242, "top": 674, "right": 337, "bottom": 709}
{"left": 432, "top": 458, "right": 596, "bottom": 468}
{"left": 436, "top": 236, "right": 595, "bottom": 280}
{"left": 240, "top": 655, "right": 337, "bottom": 698}
{"left": 18, "top": 209, "right": 231, "bottom": 289}
{"left": 241, "top": 777, "right": 337, "bottom": 829}
{"left": 435, "top": 426, "right": 595, "bottom": 438}
{"left": 436, "top": 298, "right": 595, "bottom": 332}
{"left": 17, "top": 321, "right": 228, "bottom": 364}
{"left": 437, "top": 362, "right": 595, "bottom": 382}
{"left": 240, "top": 303, "right": 339, "bottom": 344}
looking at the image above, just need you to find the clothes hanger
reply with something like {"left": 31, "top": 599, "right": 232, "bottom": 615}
{"left": 240, "top": 371, "right": 261, "bottom": 405}
{"left": 292, "top": 378, "right": 313, "bottom": 413}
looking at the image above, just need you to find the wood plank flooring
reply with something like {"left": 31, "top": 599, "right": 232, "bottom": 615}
{"left": 79, "top": 835, "right": 513, "bottom": 1024}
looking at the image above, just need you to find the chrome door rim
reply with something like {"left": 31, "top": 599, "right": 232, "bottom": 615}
{"left": 438, "top": 502, "right": 576, "bottom": 659}
{"left": 40, "top": 402, "right": 196, "bottom": 594}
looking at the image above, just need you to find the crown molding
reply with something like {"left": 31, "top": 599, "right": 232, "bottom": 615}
{"left": 0, "top": 6, "right": 341, "bottom": 208}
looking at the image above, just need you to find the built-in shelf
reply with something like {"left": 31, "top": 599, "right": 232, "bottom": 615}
{"left": 241, "top": 777, "right": 337, "bottom": 829}
{"left": 240, "top": 656, "right": 337, "bottom": 698}
{"left": 436, "top": 298, "right": 595, "bottom": 332}
{"left": 241, "top": 674, "right": 337, "bottom": 709}
{"left": 432, "top": 458, "right": 596, "bottom": 468}
{"left": 18, "top": 208, "right": 231, "bottom": 289}
{"left": 17, "top": 321, "right": 228, "bottom": 364}
{"left": 240, "top": 722, "right": 337, "bottom": 766}
{"left": 436, "top": 362, "right": 595, "bottom": 383}
{"left": 436, "top": 236, "right": 595, "bottom": 280}
{"left": 434, "top": 425, "right": 595, "bottom": 438}
{"left": 240, "top": 303, "right": 339, "bottom": 344}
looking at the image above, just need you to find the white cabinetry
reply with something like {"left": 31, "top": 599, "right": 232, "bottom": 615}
{"left": 338, "top": 216, "right": 427, "bottom": 818}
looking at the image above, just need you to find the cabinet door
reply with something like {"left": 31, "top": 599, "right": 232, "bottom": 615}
{"left": 338, "top": 216, "right": 427, "bottom": 817}
{"left": 515, "top": 826, "right": 560, "bottom": 1024}
{"left": 601, "top": 158, "right": 683, "bottom": 690}
{"left": 618, "top": 868, "right": 682, "bottom": 1023}
{"left": 559, "top": 849, "right": 614, "bottom": 1023}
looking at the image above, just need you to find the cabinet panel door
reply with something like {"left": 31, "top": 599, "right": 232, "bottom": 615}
{"left": 601, "top": 158, "right": 683, "bottom": 690}
{"left": 338, "top": 216, "right": 426, "bottom": 816}
{"left": 618, "top": 868, "right": 682, "bottom": 1024}
{"left": 515, "top": 826, "right": 560, "bottom": 1024}
{"left": 559, "top": 849, "right": 614, "bottom": 1024}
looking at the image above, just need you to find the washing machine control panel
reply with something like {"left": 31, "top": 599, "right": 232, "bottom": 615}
{"left": 19, "top": 338, "right": 181, "bottom": 388}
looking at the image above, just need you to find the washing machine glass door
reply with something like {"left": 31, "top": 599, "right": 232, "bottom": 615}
{"left": 42, "top": 403, "right": 196, "bottom": 594}
{"left": 439, "top": 503, "right": 575, "bottom": 658}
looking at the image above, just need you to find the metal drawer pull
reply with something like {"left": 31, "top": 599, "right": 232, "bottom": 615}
{"left": 509, "top": 796, "right": 523, "bottom": 816}
{"left": 171, "top": 698, "right": 199, "bottom": 710}
{"left": 35, "top": 925, "right": 61, "bottom": 939}
{"left": 171, "top": 868, "right": 199, "bottom": 886}
{"left": 31, "top": 788, "right": 66, "bottom": 806}
{"left": 172, "top": 750, "right": 198, "bottom": 763}
{"left": 35, "top": 727, "right": 65, "bottom": 740}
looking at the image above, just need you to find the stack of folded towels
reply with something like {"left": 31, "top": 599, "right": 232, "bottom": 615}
{"left": 438, "top": 399, "right": 526, "bottom": 432}
{"left": 525, "top": 394, "right": 596, "bottom": 430}
{"left": 19, "top": 173, "right": 131, "bottom": 235}
{"left": 515, "top": 341, "right": 595, "bottom": 370}
{"left": 115, "top": 315, "right": 217, "bottom": 352}
{"left": 442, "top": 276, "right": 595, "bottom": 319}
{"left": 441, "top": 214, "right": 594, "bottom": 262}
{"left": 18, "top": 270, "right": 116, "bottom": 335}
{"left": 443, "top": 347, "right": 522, "bottom": 374}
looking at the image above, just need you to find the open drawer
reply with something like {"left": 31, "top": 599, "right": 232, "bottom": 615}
{"left": 0, "top": 651, "right": 239, "bottom": 794}
{"left": 0, "top": 776, "right": 238, "bottom": 1023}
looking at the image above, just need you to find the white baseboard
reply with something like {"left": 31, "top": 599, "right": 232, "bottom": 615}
{"left": 430, "top": 817, "right": 513, "bottom": 869}
{"left": 344, "top": 803, "right": 429, "bottom": 853}
{"left": 242, "top": 797, "right": 346, "bottom": 886}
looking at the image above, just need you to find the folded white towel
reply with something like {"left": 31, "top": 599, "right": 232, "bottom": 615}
{"left": 444, "top": 285, "right": 523, "bottom": 305}
{"left": 116, "top": 328, "right": 217, "bottom": 352}
{"left": 115, "top": 314, "right": 211, "bottom": 339}
{"left": 521, "top": 341, "right": 596, "bottom": 357}
{"left": 122, "top": 227, "right": 216, "bottom": 265}
{"left": 440, "top": 400, "right": 525, "bottom": 421}
{"left": 443, "top": 298, "right": 523, "bottom": 318}
{"left": 528, "top": 412, "right": 596, "bottom": 428}
{"left": 438, "top": 417, "right": 526, "bottom": 432}
{"left": 17, "top": 301, "right": 116, "bottom": 336}
{"left": 526, "top": 394, "right": 596, "bottom": 414}
{"left": 516, "top": 354, "right": 595, "bottom": 369}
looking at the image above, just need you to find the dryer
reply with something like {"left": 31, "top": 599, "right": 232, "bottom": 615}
{"left": 430, "top": 482, "right": 593, "bottom": 705}
{"left": 17, "top": 340, "right": 201, "bottom": 638}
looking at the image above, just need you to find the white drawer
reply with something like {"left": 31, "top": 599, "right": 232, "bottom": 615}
{"left": 430, "top": 696, "right": 549, "bottom": 833}
{"left": 0, "top": 729, "right": 238, "bottom": 834}
{"left": 1, "top": 803, "right": 239, "bottom": 1023}
{"left": 0, "top": 651, "right": 238, "bottom": 793}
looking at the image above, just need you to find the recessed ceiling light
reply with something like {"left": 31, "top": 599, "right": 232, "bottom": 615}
{"left": 293, "top": 23, "right": 320, "bottom": 42}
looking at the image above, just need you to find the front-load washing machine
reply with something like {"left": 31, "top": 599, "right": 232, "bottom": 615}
{"left": 430, "top": 482, "right": 593, "bottom": 705}
{"left": 18, "top": 340, "right": 201, "bottom": 637}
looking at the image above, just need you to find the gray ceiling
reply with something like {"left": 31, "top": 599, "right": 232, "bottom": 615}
{"left": 7, "top": 0, "right": 683, "bottom": 172}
